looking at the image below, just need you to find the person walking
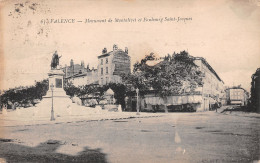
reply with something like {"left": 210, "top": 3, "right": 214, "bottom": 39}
{"left": 215, "top": 102, "right": 218, "bottom": 112}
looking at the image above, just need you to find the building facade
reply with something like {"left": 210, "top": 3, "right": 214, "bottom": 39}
{"left": 226, "top": 87, "right": 248, "bottom": 106}
{"left": 65, "top": 69, "right": 98, "bottom": 87}
{"left": 63, "top": 60, "right": 89, "bottom": 78}
{"left": 250, "top": 68, "right": 260, "bottom": 112}
{"left": 125, "top": 57, "right": 225, "bottom": 112}
{"left": 194, "top": 57, "right": 225, "bottom": 110}
{"left": 97, "top": 45, "right": 131, "bottom": 85}
{"left": 63, "top": 45, "right": 131, "bottom": 87}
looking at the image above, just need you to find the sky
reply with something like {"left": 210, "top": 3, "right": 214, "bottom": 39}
{"left": 0, "top": 0, "right": 260, "bottom": 92}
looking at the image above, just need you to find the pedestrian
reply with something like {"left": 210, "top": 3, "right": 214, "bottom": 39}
{"left": 215, "top": 102, "right": 218, "bottom": 112}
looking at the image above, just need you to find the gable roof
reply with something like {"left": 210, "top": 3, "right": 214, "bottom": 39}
{"left": 194, "top": 57, "right": 224, "bottom": 83}
{"left": 98, "top": 49, "right": 126, "bottom": 59}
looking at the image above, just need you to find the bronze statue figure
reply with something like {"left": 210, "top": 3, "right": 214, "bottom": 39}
{"left": 51, "top": 51, "right": 62, "bottom": 69}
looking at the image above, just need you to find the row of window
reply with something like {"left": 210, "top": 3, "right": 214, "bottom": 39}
{"left": 101, "top": 58, "right": 108, "bottom": 65}
{"left": 113, "top": 58, "right": 129, "bottom": 63}
{"left": 232, "top": 92, "right": 242, "bottom": 95}
{"left": 100, "top": 77, "right": 109, "bottom": 85}
{"left": 100, "top": 67, "right": 109, "bottom": 75}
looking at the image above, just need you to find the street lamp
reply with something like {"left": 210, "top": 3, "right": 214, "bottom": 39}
{"left": 136, "top": 88, "right": 140, "bottom": 115}
{"left": 50, "top": 83, "right": 55, "bottom": 121}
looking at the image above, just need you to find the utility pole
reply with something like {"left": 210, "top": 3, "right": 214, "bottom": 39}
{"left": 136, "top": 88, "right": 140, "bottom": 115}
{"left": 50, "top": 84, "right": 55, "bottom": 121}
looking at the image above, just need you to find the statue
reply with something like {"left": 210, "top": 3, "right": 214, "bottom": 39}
{"left": 51, "top": 51, "right": 62, "bottom": 69}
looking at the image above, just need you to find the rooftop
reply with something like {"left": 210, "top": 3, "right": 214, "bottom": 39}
{"left": 98, "top": 49, "right": 127, "bottom": 59}
{"left": 225, "top": 86, "right": 247, "bottom": 93}
{"left": 194, "top": 57, "right": 224, "bottom": 83}
{"left": 65, "top": 69, "right": 97, "bottom": 79}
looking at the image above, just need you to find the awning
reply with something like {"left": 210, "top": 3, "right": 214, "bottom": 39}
{"left": 231, "top": 101, "right": 242, "bottom": 104}
{"left": 145, "top": 95, "right": 203, "bottom": 105}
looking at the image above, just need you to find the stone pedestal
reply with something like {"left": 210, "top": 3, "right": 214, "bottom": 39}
{"left": 34, "top": 69, "right": 73, "bottom": 118}
{"left": 43, "top": 69, "right": 68, "bottom": 98}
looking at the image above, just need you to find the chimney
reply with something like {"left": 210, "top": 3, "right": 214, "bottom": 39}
{"left": 113, "top": 44, "right": 118, "bottom": 51}
{"left": 102, "top": 48, "right": 107, "bottom": 54}
{"left": 70, "top": 59, "right": 74, "bottom": 67}
{"left": 70, "top": 59, "right": 74, "bottom": 75}
{"left": 81, "top": 61, "right": 85, "bottom": 68}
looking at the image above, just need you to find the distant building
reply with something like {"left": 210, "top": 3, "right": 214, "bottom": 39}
{"left": 62, "top": 59, "right": 99, "bottom": 86}
{"left": 226, "top": 87, "right": 248, "bottom": 106}
{"left": 63, "top": 60, "right": 88, "bottom": 78}
{"left": 62, "top": 44, "right": 131, "bottom": 87}
{"left": 66, "top": 68, "right": 98, "bottom": 87}
{"left": 97, "top": 45, "right": 131, "bottom": 85}
{"left": 250, "top": 68, "right": 260, "bottom": 112}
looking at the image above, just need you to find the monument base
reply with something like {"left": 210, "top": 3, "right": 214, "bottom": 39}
{"left": 44, "top": 89, "right": 69, "bottom": 98}
{"left": 32, "top": 68, "right": 78, "bottom": 118}
{"left": 34, "top": 96, "right": 75, "bottom": 118}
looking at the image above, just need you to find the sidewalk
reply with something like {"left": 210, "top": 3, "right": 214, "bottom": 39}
{"left": 0, "top": 109, "right": 165, "bottom": 127}
{"left": 217, "top": 105, "right": 260, "bottom": 118}
{"left": 216, "top": 105, "right": 230, "bottom": 113}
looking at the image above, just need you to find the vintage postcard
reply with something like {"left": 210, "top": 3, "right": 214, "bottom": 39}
{"left": 0, "top": 0, "right": 260, "bottom": 162}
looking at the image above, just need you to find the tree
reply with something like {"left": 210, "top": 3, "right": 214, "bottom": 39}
{"left": 123, "top": 51, "right": 203, "bottom": 97}
{"left": 0, "top": 79, "right": 49, "bottom": 108}
{"left": 64, "top": 82, "right": 81, "bottom": 97}
{"left": 79, "top": 84, "right": 100, "bottom": 97}
{"left": 35, "top": 79, "right": 49, "bottom": 100}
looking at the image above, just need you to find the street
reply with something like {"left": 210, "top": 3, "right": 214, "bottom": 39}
{"left": 0, "top": 108, "right": 259, "bottom": 163}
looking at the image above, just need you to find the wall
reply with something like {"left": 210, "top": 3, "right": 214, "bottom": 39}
{"left": 66, "top": 70, "right": 98, "bottom": 87}
{"left": 227, "top": 88, "right": 247, "bottom": 106}
{"left": 194, "top": 58, "right": 225, "bottom": 111}
{"left": 98, "top": 48, "right": 130, "bottom": 85}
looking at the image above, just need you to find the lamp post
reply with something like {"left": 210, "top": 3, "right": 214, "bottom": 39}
{"left": 50, "top": 83, "right": 55, "bottom": 121}
{"left": 136, "top": 88, "right": 140, "bottom": 115}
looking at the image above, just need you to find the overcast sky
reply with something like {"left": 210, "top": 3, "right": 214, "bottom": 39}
{"left": 1, "top": 0, "right": 260, "bottom": 92}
